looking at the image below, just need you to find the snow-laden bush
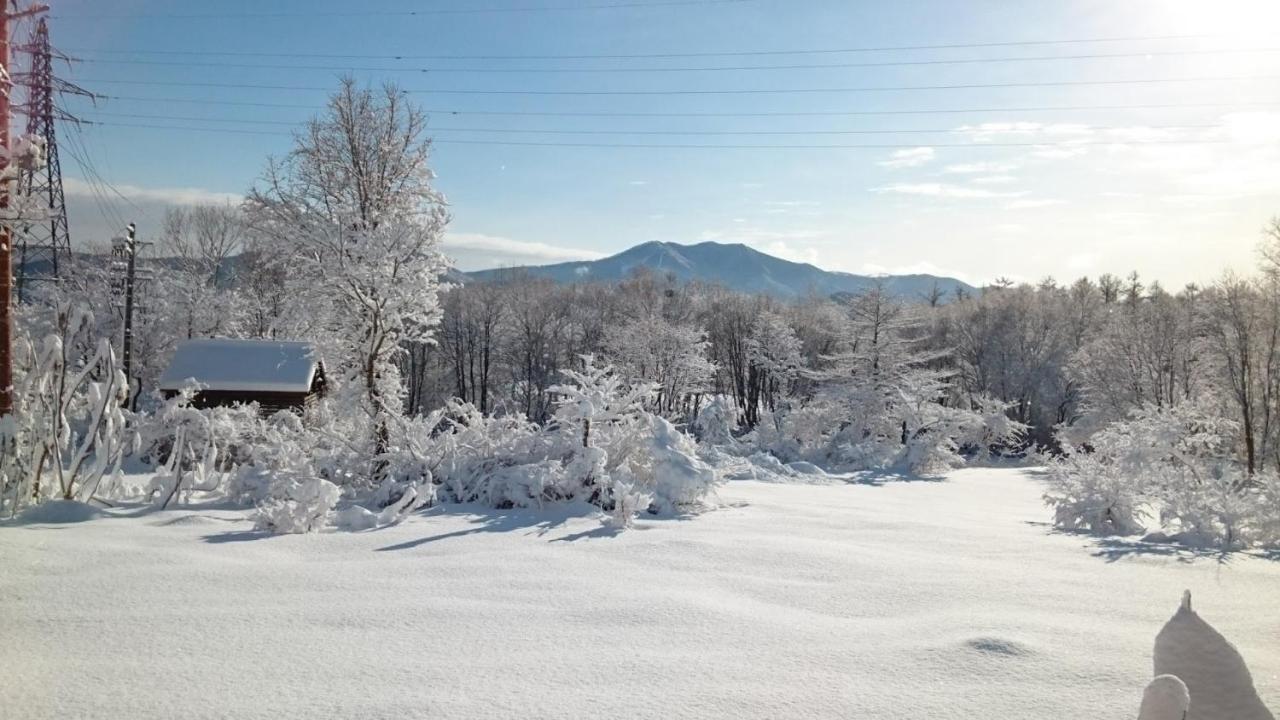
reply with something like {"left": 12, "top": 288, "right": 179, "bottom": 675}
{"left": 1044, "top": 453, "right": 1148, "bottom": 535}
{"left": 1045, "top": 401, "right": 1280, "bottom": 548}
{"left": 746, "top": 392, "right": 1023, "bottom": 477}
{"left": 139, "top": 389, "right": 262, "bottom": 508}
{"left": 379, "top": 357, "right": 721, "bottom": 526}
{"left": 0, "top": 302, "right": 130, "bottom": 514}
{"left": 253, "top": 477, "right": 341, "bottom": 534}
{"left": 692, "top": 394, "right": 739, "bottom": 447}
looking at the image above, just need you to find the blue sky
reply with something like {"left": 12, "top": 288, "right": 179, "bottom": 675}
{"left": 39, "top": 0, "right": 1280, "bottom": 285}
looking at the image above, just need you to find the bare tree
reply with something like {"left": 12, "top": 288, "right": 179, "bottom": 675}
{"left": 162, "top": 204, "right": 243, "bottom": 286}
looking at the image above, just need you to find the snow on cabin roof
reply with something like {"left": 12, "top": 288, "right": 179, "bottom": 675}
{"left": 159, "top": 339, "right": 322, "bottom": 394}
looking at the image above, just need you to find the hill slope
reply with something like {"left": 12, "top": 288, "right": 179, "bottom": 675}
{"left": 467, "top": 241, "right": 974, "bottom": 299}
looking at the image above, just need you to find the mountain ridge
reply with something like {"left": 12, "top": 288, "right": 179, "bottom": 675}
{"left": 466, "top": 240, "right": 975, "bottom": 300}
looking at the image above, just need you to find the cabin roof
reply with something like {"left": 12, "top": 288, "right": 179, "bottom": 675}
{"left": 158, "top": 338, "right": 322, "bottom": 394}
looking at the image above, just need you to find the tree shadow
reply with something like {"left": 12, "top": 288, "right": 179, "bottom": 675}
{"left": 548, "top": 525, "right": 628, "bottom": 543}
{"left": 203, "top": 529, "right": 274, "bottom": 544}
{"left": 1087, "top": 536, "right": 1236, "bottom": 565}
{"left": 373, "top": 503, "right": 593, "bottom": 552}
{"left": 1036, "top": 526, "right": 1277, "bottom": 565}
{"left": 841, "top": 469, "right": 948, "bottom": 486}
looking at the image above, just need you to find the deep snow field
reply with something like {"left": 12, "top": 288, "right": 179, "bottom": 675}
{"left": 3, "top": 468, "right": 1277, "bottom": 720}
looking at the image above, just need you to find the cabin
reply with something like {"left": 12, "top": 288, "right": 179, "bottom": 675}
{"left": 158, "top": 338, "right": 326, "bottom": 414}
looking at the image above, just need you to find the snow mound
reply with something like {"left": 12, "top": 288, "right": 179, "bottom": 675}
{"left": 1153, "top": 590, "right": 1274, "bottom": 720}
{"left": 332, "top": 506, "right": 379, "bottom": 531}
{"left": 15, "top": 501, "right": 104, "bottom": 525}
{"left": 716, "top": 452, "right": 839, "bottom": 483}
{"left": 785, "top": 461, "right": 827, "bottom": 476}
{"left": 963, "top": 637, "right": 1034, "bottom": 658}
{"left": 154, "top": 514, "right": 224, "bottom": 527}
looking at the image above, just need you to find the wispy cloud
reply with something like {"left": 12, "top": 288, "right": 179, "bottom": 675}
{"left": 969, "top": 175, "right": 1019, "bottom": 185}
{"left": 943, "top": 161, "right": 1020, "bottom": 174}
{"left": 1030, "top": 145, "right": 1089, "bottom": 159}
{"left": 954, "top": 122, "right": 1092, "bottom": 142}
{"left": 443, "top": 232, "right": 605, "bottom": 270}
{"left": 877, "top": 146, "right": 936, "bottom": 168}
{"left": 762, "top": 200, "right": 823, "bottom": 216}
{"left": 1005, "top": 199, "right": 1067, "bottom": 210}
{"left": 861, "top": 261, "right": 975, "bottom": 284}
{"left": 871, "top": 183, "right": 1027, "bottom": 199}
{"left": 699, "top": 227, "right": 828, "bottom": 264}
{"left": 64, "top": 177, "right": 242, "bottom": 206}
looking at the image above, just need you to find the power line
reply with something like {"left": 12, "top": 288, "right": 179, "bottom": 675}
{"left": 69, "top": 120, "right": 1233, "bottom": 149}
{"left": 77, "top": 112, "right": 1226, "bottom": 136}
{"left": 66, "top": 73, "right": 1280, "bottom": 96}
{"left": 81, "top": 95, "right": 1280, "bottom": 117}
{"left": 52, "top": 0, "right": 752, "bottom": 20}
{"left": 66, "top": 46, "right": 1280, "bottom": 74}
{"left": 58, "top": 34, "right": 1214, "bottom": 60}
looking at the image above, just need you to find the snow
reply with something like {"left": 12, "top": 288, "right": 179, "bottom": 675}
{"left": 157, "top": 338, "right": 321, "bottom": 393}
{"left": 3, "top": 468, "right": 1278, "bottom": 720}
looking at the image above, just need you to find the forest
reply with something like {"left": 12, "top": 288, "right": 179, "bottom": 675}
{"left": 3, "top": 79, "right": 1279, "bottom": 548}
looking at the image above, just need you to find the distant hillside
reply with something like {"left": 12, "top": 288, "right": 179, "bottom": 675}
{"left": 466, "top": 241, "right": 975, "bottom": 300}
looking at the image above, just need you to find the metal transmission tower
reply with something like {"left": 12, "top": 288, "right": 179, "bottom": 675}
{"left": 13, "top": 17, "right": 89, "bottom": 299}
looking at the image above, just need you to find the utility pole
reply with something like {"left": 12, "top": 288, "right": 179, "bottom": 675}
{"left": 120, "top": 222, "right": 137, "bottom": 397}
{"left": 0, "top": 0, "right": 49, "bottom": 417}
{"left": 112, "top": 223, "right": 150, "bottom": 410}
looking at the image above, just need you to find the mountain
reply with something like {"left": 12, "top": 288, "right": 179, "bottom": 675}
{"left": 466, "top": 241, "right": 975, "bottom": 300}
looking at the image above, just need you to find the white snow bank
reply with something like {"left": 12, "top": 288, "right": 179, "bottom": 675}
{"left": 2, "top": 468, "right": 1277, "bottom": 719}
{"left": 13, "top": 500, "right": 105, "bottom": 524}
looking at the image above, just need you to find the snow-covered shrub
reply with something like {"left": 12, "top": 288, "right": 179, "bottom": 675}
{"left": 403, "top": 400, "right": 561, "bottom": 508}
{"left": 139, "top": 389, "right": 263, "bottom": 507}
{"left": 634, "top": 415, "right": 719, "bottom": 514}
{"left": 550, "top": 356, "right": 720, "bottom": 518}
{"left": 746, "top": 392, "right": 1023, "bottom": 477}
{"left": 1044, "top": 453, "right": 1148, "bottom": 535}
{"left": 378, "top": 357, "right": 721, "bottom": 526}
{"left": 1045, "top": 400, "right": 1279, "bottom": 548}
{"left": 0, "top": 302, "right": 130, "bottom": 513}
{"left": 692, "top": 394, "right": 740, "bottom": 447}
{"left": 1257, "top": 474, "right": 1280, "bottom": 547}
{"left": 253, "top": 477, "right": 341, "bottom": 534}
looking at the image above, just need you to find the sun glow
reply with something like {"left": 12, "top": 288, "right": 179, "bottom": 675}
{"left": 1158, "top": 0, "right": 1280, "bottom": 39}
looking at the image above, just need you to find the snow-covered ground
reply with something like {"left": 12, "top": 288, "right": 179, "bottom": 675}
{"left": 3, "top": 468, "right": 1277, "bottom": 719}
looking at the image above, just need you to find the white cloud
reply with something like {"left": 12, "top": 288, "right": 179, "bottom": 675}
{"left": 954, "top": 122, "right": 1093, "bottom": 142}
{"left": 1031, "top": 145, "right": 1089, "bottom": 159}
{"left": 992, "top": 223, "right": 1027, "bottom": 233}
{"left": 860, "top": 261, "right": 975, "bottom": 284}
{"left": 943, "top": 161, "right": 1020, "bottom": 174}
{"left": 698, "top": 227, "right": 828, "bottom": 264}
{"left": 871, "top": 183, "right": 1027, "bottom": 199}
{"left": 969, "top": 175, "right": 1019, "bottom": 185}
{"left": 877, "top": 146, "right": 936, "bottom": 169}
{"left": 1219, "top": 111, "right": 1280, "bottom": 144}
{"left": 64, "top": 177, "right": 242, "bottom": 206}
{"left": 443, "top": 232, "right": 605, "bottom": 270}
{"left": 1005, "top": 199, "right": 1068, "bottom": 209}
{"left": 762, "top": 200, "right": 823, "bottom": 216}
{"left": 627, "top": 180, "right": 649, "bottom": 186}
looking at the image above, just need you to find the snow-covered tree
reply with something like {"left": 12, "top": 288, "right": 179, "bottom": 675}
{"left": 604, "top": 315, "right": 715, "bottom": 418}
{"left": 247, "top": 78, "right": 449, "bottom": 477}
